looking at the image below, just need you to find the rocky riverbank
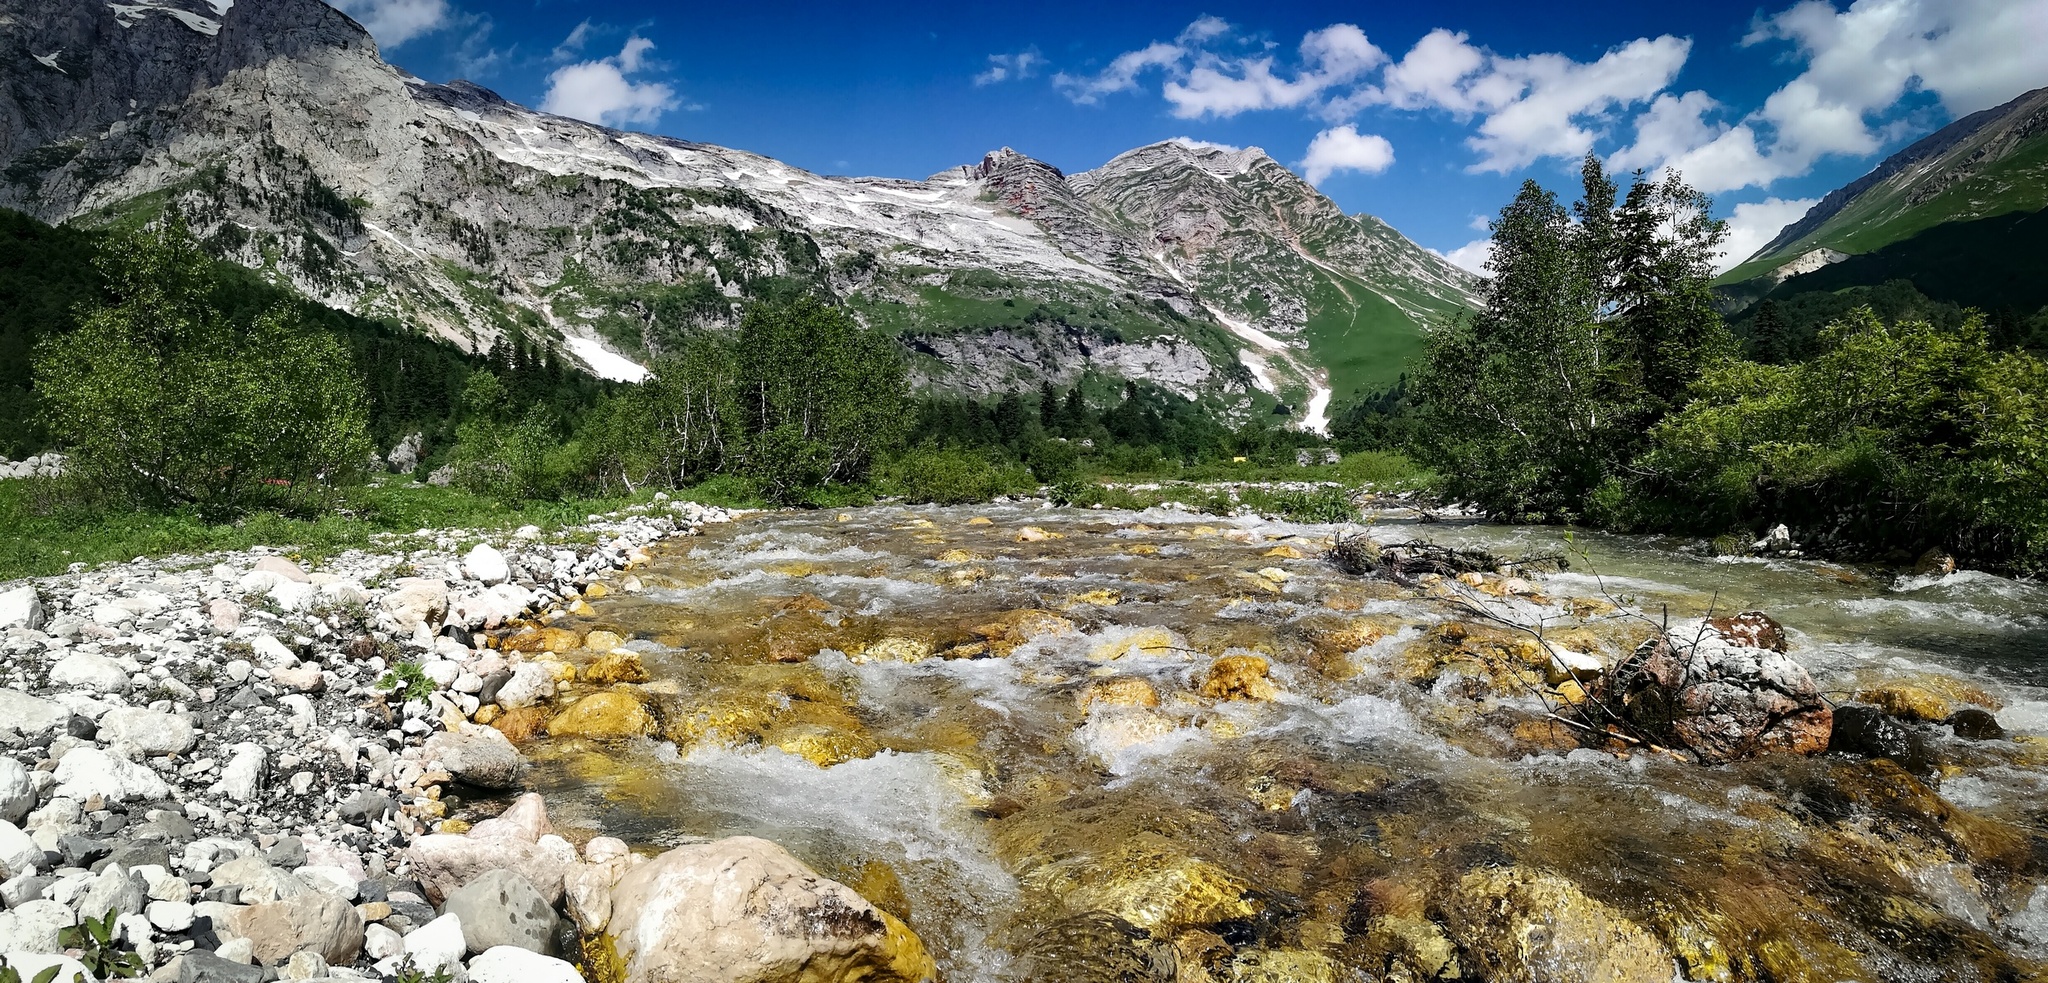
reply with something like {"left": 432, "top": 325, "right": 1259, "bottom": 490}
{"left": 0, "top": 495, "right": 856, "bottom": 982}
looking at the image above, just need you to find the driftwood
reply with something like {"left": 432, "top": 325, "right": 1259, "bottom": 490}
{"left": 1327, "top": 534, "right": 1566, "bottom": 586}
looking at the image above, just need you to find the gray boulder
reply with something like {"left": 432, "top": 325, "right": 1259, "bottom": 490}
{"left": 424, "top": 726, "right": 524, "bottom": 790}
{"left": 444, "top": 869, "right": 561, "bottom": 956}
{"left": 97, "top": 707, "right": 199, "bottom": 755}
{"left": 0, "top": 587, "right": 44, "bottom": 631}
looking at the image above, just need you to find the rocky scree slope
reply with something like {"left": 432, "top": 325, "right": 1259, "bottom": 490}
{"left": 0, "top": 0, "right": 1473, "bottom": 422}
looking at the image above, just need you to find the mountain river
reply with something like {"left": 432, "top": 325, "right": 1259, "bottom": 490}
{"left": 506, "top": 502, "right": 2048, "bottom": 982}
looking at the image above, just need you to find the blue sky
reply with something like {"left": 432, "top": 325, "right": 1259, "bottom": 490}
{"left": 327, "top": 0, "right": 2048, "bottom": 271}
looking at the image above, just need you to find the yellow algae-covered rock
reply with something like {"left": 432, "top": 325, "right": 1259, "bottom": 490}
{"left": 1455, "top": 571, "right": 1488, "bottom": 588}
{"left": 1188, "top": 525, "right": 1222, "bottom": 538}
{"left": 972, "top": 610, "right": 1079, "bottom": 656}
{"left": 1015, "top": 526, "right": 1060, "bottom": 542}
{"left": 1359, "top": 915, "right": 1462, "bottom": 982}
{"left": 661, "top": 692, "right": 784, "bottom": 749}
{"left": 1074, "top": 706, "right": 1183, "bottom": 766}
{"left": 473, "top": 704, "right": 501, "bottom": 726}
{"left": 1230, "top": 949, "right": 1336, "bottom": 983}
{"left": 777, "top": 593, "right": 835, "bottom": 613}
{"left": 582, "top": 629, "right": 627, "bottom": 652}
{"left": 567, "top": 599, "right": 598, "bottom": 617}
{"left": 765, "top": 722, "right": 882, "bottom": 767}
{"left": 1255, "top": 567, "right": 1292, "bottom": 584}
{"left": 1855, "top": 683, "right": 1955, "bottom": 722}
{"left": 854, "top": 636, "right": 934, "bottom": 665}
{"left": 548, "top": 692, "right": 654, "bottom": 739}
{"left": 1067, "top": 588, "right": 1124, "bottom": 607}
{"left": 582, "top": 651, "right": 649, "bottom": 685}
{"left": 1088, "top": 627, "right": 1186, "bottom": 662}
{"left": 936, "top": 548, "right": 988, "bottom": 564}
{"left": 1200, "top": 655, "right": 1278, "bottom": 702}
{"left": 966, "top": 516, "right": 994, "bottom": 526}
{"left": 1262, "top": 544, "right": 1310, "bottom": 559}
{"left": 1077, "top": 677, "right": 1162, "bottom": 712}
{"left": 1439, "top": 866, "right": 1673, "bottom": 983}
{"left": 945, "top": 566, "right": 990, "bottom": 587}
{"left": 581, "top": 582, "right": 610, "bottom": 599}
{"left": 602, "top": 836, "right": 936, "bottom": 983}
{"left": 490, "top": 705, "right": 552, "bottom": 743}
{"left": 500, "top": 627, "right": 584, "bottom": 653}
{"left": 1027, "top": 835, "right": 1256, "bottom": 935}
{"left": 765, "top": 561, "right": 831, "bottom": 578}
{"left": 1126, "top": 544, "right": 1162, "bottom": 556}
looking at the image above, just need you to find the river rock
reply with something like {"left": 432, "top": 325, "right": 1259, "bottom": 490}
{"left": 0, "top": 954, "right": 92, "bottom": 983}
{"left": 73, "top": 863, "right": 147, "bottom": 919}
{"left": 0, "top": 823, "right": 43, "bottom": 880}
{"left": 465, "top": 543, "right": 511, "bottom": 585}
{"left": 1951, "top": 707, "right": 2005, "bottom": 741}
{"left": 424, "top": 726, "right": 525, "bottom": 789}
{"left": 1200, "top": 654, "right": 1278, "bottom": 701}
{"left": 0, "top": 758, "right": 34, "bottom": 824}
{"left": 53, "top": 748, "right": 172, "bottom": 802}
{"left": 1828, "top": 704, "right": 1937, "bottom": 776}
{"left": 493, "top": 663, "right": 556, "bottom": 710}
{"left": 97, "top": 707, "right": 199, "bottom": 755}
{"left": 1440, "top": 866, "right": 1674, "bottom": 983}
{"left": 547, "top": 691, "right": 652, "bottom": 739}
{"left": 602, "top": 835, "right": 936, "bottom": 983}
{"left": 0, "top": 587, "right": 44, "bottom": 631}
{"left": 255, "top": 556, "right": 310, "bottom": 583}
{"left": 401, "top": 912, "right": 466, "bottom": 977}
{"left": 49, "top": 653, "right": 130, "bottom": 694}
{"left": 0, "top": 689, "right": 66, "bottom": 737}
{"left": 444, "top": 868, "right": 560, "bottom": 955}
{"left": 169, "top": 951, "right": 267, "bottom": 983}
{"left": 468, "top": 945, "right": 585, "bottom": 983}
{"left": 0, "top": 900, "right": 75, "bottom": 952}
{"left": 1592, "top": 629, "right": 1832, "bottom": 763}
{"left": 379, "top": 578, "right": 449, "bottom": 632}
{"left": 224, "top": 890, "right": 365, "bottom": 966}
{"left": 213, "top": 743, "right": 268, "bottom": 802}
{"left": 407, "top": 794, "right": 577, "bottom": 904}
{"left": 1705, "top": 611, "right": 1788, "bottom": 652}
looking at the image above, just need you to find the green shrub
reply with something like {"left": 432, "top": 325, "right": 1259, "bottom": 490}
{"left": 33, "top": 218, "right": 371, "bottom": 518}
{"left": 881, "top": 446, "right": 1034, "bottom": 505}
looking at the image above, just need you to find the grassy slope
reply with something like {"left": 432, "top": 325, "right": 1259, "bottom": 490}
{"left": 1720, "top": 135, "right": 2048, "bottom": 286}
{"left": 1763, "top": 207, "right": 2048, "bottom": 313}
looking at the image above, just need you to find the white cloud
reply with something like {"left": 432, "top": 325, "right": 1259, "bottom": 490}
{"left": 1178, "top": 15, "right": 1232, "bottom": 45}
{"left": 1168, "top": 136, "right": 1246, "bottom": 153}
{"left": 975, "top": 50, "right": 1045, "bottom": 86}
{"left": 1433, "top": 238, "right": 1494, "bottom": 275}
{"left": 552, "top": 19, "right": 594, "bottom": 62}
{"left": 1615, "top": 0, "right": 2048, "bottom": 194}
{"left": 540, "top": 34, "right": 681, "bottom": 127}
{"left": 1053, "top": 41, "right": 1185, "bottom": 103}
{"left": 1299, "top": 125, "right": 1394, "bottom": 184}
{"left": 327, "top": 0, "right": 450, "bottom": 48}
{"left": 1716, "top": 196, "right": 1819, "bottom": 272}
{"left": 1458, "top": 36, "right": 1691, "bottom": 173}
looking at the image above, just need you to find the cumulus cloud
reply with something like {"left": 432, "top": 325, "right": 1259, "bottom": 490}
{"left": 1433, "top": 238, "right": 1494, "bottom": 275}
{"left": 975, "top": 50, "right": 1045, "bottom": 86}
{"left": 327, "top": 0, "right": 451, "bottom": 48}
{"left": 1052, "top": 17, "right": 1384, "bottom": 118}
{"left": 1615, "top": 0, "right": 2048, "bottom": 194}
{"left": 1716, "top": 196, "right": 1820, "bottom": 271}
{"left": 1299, "top": 125, "right": 1395, "bottom": 184}
{"left": 540, "top": 34, "right": 681, "bottom": 127}
{"left": 1053, "top": 41, "right": 1185, "bottom": 104}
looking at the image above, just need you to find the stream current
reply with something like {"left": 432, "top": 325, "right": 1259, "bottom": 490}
{"left": 511, "top": 503, "right": 2048, "bottom": 982}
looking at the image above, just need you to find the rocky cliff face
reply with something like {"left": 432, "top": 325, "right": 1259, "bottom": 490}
{"left": 0, "top": 0, "right": 1474, "bottom": 423}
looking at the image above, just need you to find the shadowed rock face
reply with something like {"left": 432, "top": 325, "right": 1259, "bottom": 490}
{"left": 0, "top": 0, "right": 375, "bottom": 164}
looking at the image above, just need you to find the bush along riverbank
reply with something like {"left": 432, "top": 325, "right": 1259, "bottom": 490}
{"left": 0, "top": 496, "right": 772, "bottom": 983}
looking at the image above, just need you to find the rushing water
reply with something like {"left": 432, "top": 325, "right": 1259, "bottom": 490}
{"left": 515, "top": 503, "right": 2048, "bottom": 982}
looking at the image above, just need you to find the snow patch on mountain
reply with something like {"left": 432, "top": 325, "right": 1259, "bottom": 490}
{"left": 107, "top": 2, "right": 223, "bottom": 35}
{"left": 33, "top": 52, "right": 64, "bottom": 72}
{"left": 564, "top": 336, "right": 649, "bottom": 383}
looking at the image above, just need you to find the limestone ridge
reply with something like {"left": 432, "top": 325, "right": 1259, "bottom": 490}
{"left": 1731, "top": 84, "right": 2048, "bottom": 279}
{"left": 0, "top": 0, "right": 1476, "bottom": 419}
